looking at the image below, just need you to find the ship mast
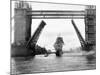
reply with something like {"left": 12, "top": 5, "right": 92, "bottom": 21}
{"left": 54, "top": 35, "right": 64, "bottom": 51}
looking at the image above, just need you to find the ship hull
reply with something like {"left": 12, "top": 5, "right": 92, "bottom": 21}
{"left": 55, "top": 49, "right": 63, "bottom": 57}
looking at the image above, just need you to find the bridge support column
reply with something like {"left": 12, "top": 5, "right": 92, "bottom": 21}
{"left": 11, "top": 1, "right": 32, "bottom": 56}
{"left": 85, "top": 5, "right": 96, "bottom": 51}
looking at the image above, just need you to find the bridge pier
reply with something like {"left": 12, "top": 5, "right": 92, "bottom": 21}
{"left": 85, "top": 5, "right": 96, "bottom": 51}
{"left": 11, "top": 1, "right": 32, "bottom": 56}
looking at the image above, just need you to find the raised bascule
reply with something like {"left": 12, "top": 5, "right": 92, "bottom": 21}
{"left": 25, "top": 20, "right": 47, "bottom": 56}
{"left": 12, "top": 1, "right": 96, "bottom": 57}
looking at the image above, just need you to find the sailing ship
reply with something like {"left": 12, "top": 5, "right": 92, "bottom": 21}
{"left": 54, "top": 36, "right": 64, "bottom": 56}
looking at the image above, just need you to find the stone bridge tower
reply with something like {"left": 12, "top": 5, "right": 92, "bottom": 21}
{"left": 14, "top": 1, "right": 32, "bottom": 46}
{"left": 85, "top": 5, "right": 96, "bottom": 47}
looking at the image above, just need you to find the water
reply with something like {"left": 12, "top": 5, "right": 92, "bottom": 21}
{"left": 11, "top": 53, "right": 96, "bottom": 74}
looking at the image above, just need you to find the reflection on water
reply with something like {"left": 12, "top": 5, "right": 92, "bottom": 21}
{"left": 11, "top": 53, "right": 96, "bottom": 74}
{"left": 86, "top": 55, "right": 96, "bottom": 65}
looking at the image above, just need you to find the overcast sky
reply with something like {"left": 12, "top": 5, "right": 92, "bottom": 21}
{"left": 11, "top": 1, "right": 86, "bottom": 51}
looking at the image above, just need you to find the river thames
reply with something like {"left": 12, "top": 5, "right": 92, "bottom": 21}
{"left": 11, "top": 52, "right": 96, "bottom": 74}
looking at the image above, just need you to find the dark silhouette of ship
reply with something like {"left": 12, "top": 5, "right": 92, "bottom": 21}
{"left": 54, "top": 36, "right": 64, "bottom": 56}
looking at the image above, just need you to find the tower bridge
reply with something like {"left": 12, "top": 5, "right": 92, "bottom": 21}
{"left": 11, "top": 1, "right": 96, "bottom": 56}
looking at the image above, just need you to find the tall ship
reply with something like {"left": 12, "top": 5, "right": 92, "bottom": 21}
{"left": 54, "top": 36, "right": 64, "bottom": 56}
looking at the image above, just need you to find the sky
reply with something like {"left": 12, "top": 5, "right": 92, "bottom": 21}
{"left": 11, "top": 1, "right": 86, "bottom": 51}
